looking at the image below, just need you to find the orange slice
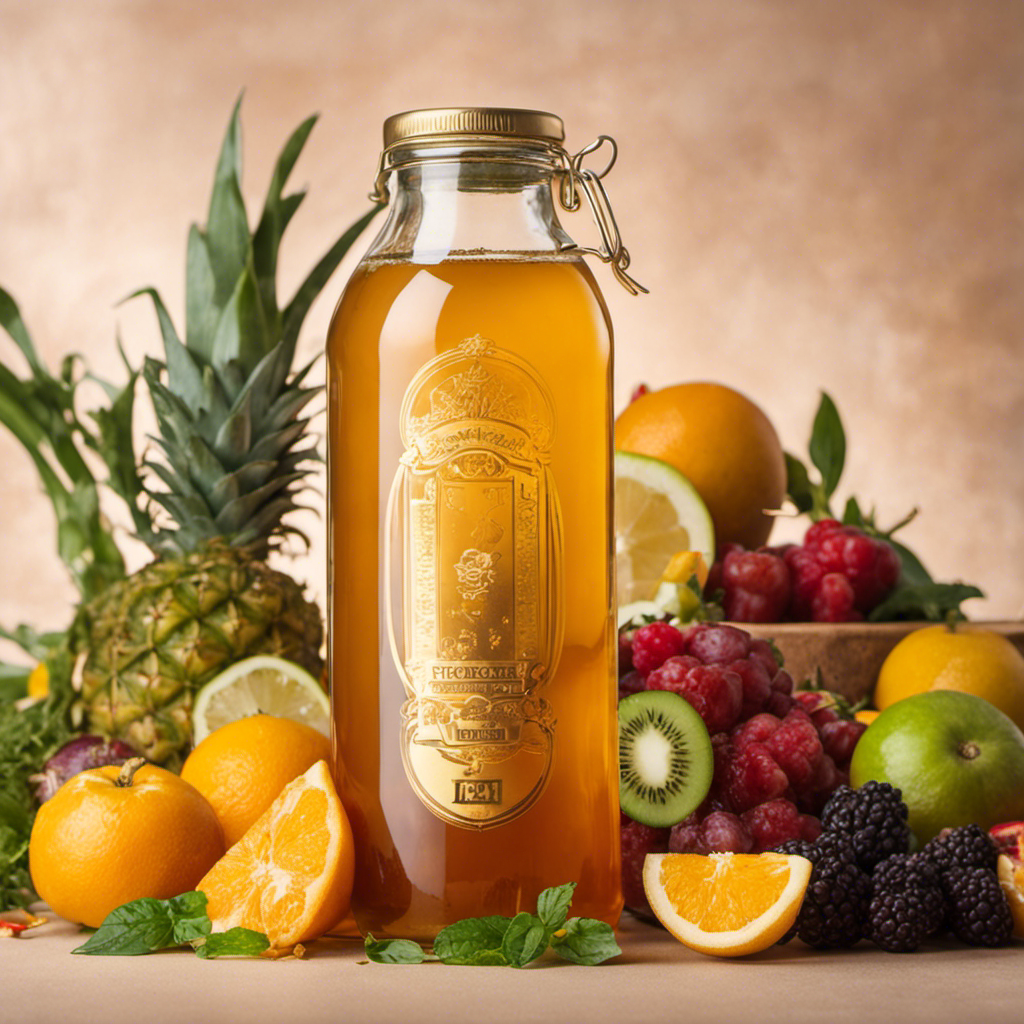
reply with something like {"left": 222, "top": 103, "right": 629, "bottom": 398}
{"left": 197, "top": 759, "right": 355, "bottom": 949}
{"left": 643, "top": 852, "right": 812, "bottom": 957}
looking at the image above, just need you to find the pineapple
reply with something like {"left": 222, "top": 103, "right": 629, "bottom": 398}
{"left": 1, "top": 99, "right": 379, "bottom": 769}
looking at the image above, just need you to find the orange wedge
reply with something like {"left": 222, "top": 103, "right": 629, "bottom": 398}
{"left": 197, "top": 759, "right": 355, "bottom": 949}
{"left": 643, "top": 852, "right": 812, "bottom": 957}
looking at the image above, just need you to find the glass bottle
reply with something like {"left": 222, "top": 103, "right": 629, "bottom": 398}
{"left": 327, "top": 107, "right": 643, "bottom": 941}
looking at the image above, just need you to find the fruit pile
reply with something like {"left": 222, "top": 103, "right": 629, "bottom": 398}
{"left": 619, "top": 620, "right": 866, "bottom": 915}
{"left": 708, "top": 518, "right": 902, "bottom": 623}
{"left": 776, "top": 782, "right": 1015, "bottom": 951}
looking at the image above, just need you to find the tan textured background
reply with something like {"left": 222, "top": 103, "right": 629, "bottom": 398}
{"left": 1, "top": 0, "right": 1021, "bottom": 654}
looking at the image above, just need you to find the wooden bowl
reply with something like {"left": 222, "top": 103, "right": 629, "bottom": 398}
{"left": 734, "top": 620, "right": 1024, "bottom": 706}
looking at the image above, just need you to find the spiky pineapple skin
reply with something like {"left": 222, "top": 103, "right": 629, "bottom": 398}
{"left": 77, "top": 543, "right": 323, "bottom": 770}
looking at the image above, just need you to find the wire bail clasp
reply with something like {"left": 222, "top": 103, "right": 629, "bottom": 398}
{"left": 557, "top": 136, "right": 647, "bottom": 296}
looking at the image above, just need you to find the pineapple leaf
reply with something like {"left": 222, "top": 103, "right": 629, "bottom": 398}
{"left": 125, "top": 288, "right": 204, "bottom": 404}
{"left": 279, "top": 203, "right": 383, "bottom": 378}
{"left": 210, "top": 262, "right": 271, "bottom": 380}
{"left": 213, "top": 472, "right": 308, "bottom": 536}
{"left": 248, "top": 420, "right": 308, "bottom": 463}
{"left": 185, "top": 225, "right": 219, "bottom": 364}
{"left": 213, "top": 389, "right": 253, "bottom": 464}
{"left": 259, "top": 384, "right": 321, "bottom": 439}
{"left": 252, "top": 112, "right": 318, "bottom": 316}
{"left": 206, "top": 95, "right": 251, "bottom": 310}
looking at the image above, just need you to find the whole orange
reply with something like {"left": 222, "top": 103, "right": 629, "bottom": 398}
{"left": 874, "top": 625, "right": 1024, "bottom": 732}
{"left": 615, "top": 383, "right": 786, "bottom": 549}
{"left": 181, "top": 714, "right": 331, "bottom": 848}
{"left": 29, "top": 759, "right": 224, "bottom": 928}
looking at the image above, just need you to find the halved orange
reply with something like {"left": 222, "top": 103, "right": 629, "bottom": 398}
{"left": 643, "top": 852, "right": 812, "bottom": 957}
{"left": 197, "top": 759, "right": 354, "bottom": 949}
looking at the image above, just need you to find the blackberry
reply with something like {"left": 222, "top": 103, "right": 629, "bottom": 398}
{"left": 820, "top": 781, "right": 909, "bottom": 871}
{"left": 873, "top": 854, "right": 944, "bottom": 935}
{"left": 867, "top": 888, "right": 937, "bottom": 953}
{"left": 773, "top": 839, "right": 815, "bottom": 859}
{"left": 944, "top": 866, "right": 1013, "bottom": 947}
{"left": 921, "top": 825, "right": 999, "bottom": 874}
{"left": 771, "top": 833, "right": 866, "bottom": 947}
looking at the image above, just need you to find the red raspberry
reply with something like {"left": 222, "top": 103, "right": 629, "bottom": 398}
{"left": 721, "top": 549, "right": 791, "bottom": 623}
{"left": 728, "top": 658, "right": 773, "bottom": 719}
{"left": 630, "top": 622, "right": 686, "bottom": 675}
{"left": 741, "top": 798, "right": 805, "bottom": 851}
{"left": 784, "top": 545, "right": 826, "bottom": 620}
{"left": 812, "top": 524, "right": 900, "bottom": 611}
{"left": 811, "top": 572, "right": 862, "bottom": 622}
{"left": 629, "top": 382, "right": 650, "bottom": 403}
{"left": 800, "top": 814, "right": 823, "bottom": 841}
{"left": 618, "top": 670, "right": 646, "bottom": 701}
{"left": 646, "top": 658, "right": 743, "bottom": 734}
{"left": 620, "top": 816, "right": 670, "bottom": 913}
{"left": 793, "top": 689, "right": 841, "bottom": 727}
{"left": 725, "top": 742, "right": 789, "bottom": 812}
{"left": 618, "top": 633, "right": 634, "bottom": 674}
{"left": 704, "top": 543, "right": 745, "bottom": 598}
{"left": 731, "top": 712, "right": 782, "bottom": 750}
{"left": 699, "top": 811, "right": 754, "bottom": 854}
{"left": 818, "top": 718, "right": 867, "bottom": 767}
{"left": 684, "top": 622, "right": 752, "bottom": 664}
{"left": 763, "top": 710, "right": 823, "bottom": 790}
{"left": 803, "top": 518, "right": 845, "bottom": 548}
{"left": 748, "top": 638, "right": 782, "bottom": 677}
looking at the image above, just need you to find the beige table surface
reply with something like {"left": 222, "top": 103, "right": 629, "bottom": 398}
{"left": 3, "top": 908, "right": 1021, "bottom": 1024}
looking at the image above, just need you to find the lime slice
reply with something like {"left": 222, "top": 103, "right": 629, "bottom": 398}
{"left": 192, "top": 655, "right": 330, "bottom": 744}
{"left": 615, "top": 451, "right": 715, "bottom": 605}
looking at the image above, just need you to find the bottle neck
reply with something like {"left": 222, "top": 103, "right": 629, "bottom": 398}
{"left": 365, "top": 140, "right": 574, "bottom": 263}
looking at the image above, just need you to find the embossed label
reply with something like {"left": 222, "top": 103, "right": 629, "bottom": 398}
{"left": 387, "top": 336, "right": 564, "bottom": 830}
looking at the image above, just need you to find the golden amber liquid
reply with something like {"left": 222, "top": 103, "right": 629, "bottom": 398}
{"left": 327, "top": 253, "right": 621, "bottom": 940}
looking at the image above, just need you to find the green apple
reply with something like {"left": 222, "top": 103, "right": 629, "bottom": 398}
{"left": 850, "top": 690, "right": 1024, "bottom": 844}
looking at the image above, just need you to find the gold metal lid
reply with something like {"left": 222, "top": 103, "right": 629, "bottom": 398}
{"left": 383, "top": 107, "right": 565, "bottom": 147}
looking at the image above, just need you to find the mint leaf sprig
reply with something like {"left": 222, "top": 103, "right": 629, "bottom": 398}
{"left": 365, "top": 882, "right": 621, "bottom": 968}
{"left": 785, "top": 392, "right": 983, "bottom": 622}
{"left": 72, "top": 890, "right": 269, "bottom": 958}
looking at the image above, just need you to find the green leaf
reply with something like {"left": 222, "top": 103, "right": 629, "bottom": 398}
{"left": 501, "top": 912, "right": 549, "bottom": 968}
{"left": 205, "top": 95, "right": 251, "bottom": 310}
{"left": 364, "top": 934, "right": 435, "bottom": 964}
{"left": 551, "top": 918, "right": 622, "bottom": 966}
{"left": 279, "top": 204, "right": 382, "bottom": 377}
{"left": 168, "top": 891, "right": 211, "bottom": 945}
{"left": 841, "top": 495, "right": 866, "bottom": 527}
{"left": 0, "top": 286, "right": 45, "bottom": 375}
{"left": 784, "top": 452, "right": 815, "bottom": 515}
{"left": 887, "top": 537, "right": 933, "bottom": 588}
{"left": 252, "top": 113, "right": 318, "bottom": 315}
{"left": 433, "top": 916, "right": 511, "bottom": 965}
{"left": 868, "top": 582, "right": 985, "bottom": 622}
{"left": 186, "top": 225, "right": 219, "bottom": 363}
{"left": 210, "top": 263, "right": 271, "bottom": 380}
{"left": 194, "top": 927, "right": 269, "bottom": 959}
{"left": 72, "top": 897, "right": 176, "bottom": 956}
{"left": 536, "top": 882, "right": 576, "bottom": 931}
{"left": 0, "top": 669, "right": 29, "bottom": 701}
{"left": 808, "top": 392, "right": 845, "bottom": 498}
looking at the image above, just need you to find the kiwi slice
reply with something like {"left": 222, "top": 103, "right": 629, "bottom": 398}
{"left": 618, "top": 689, "right": 713, "bottom": 828}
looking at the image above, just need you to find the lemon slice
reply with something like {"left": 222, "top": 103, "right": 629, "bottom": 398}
{"left": 615, "top": 451, "right": 715, "bottom": 605}
{"left": 193, "top": 656, "right": 330, "bottom": 744}
{"left": 643, "top": 851, "right": 812, "bottom": 957}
